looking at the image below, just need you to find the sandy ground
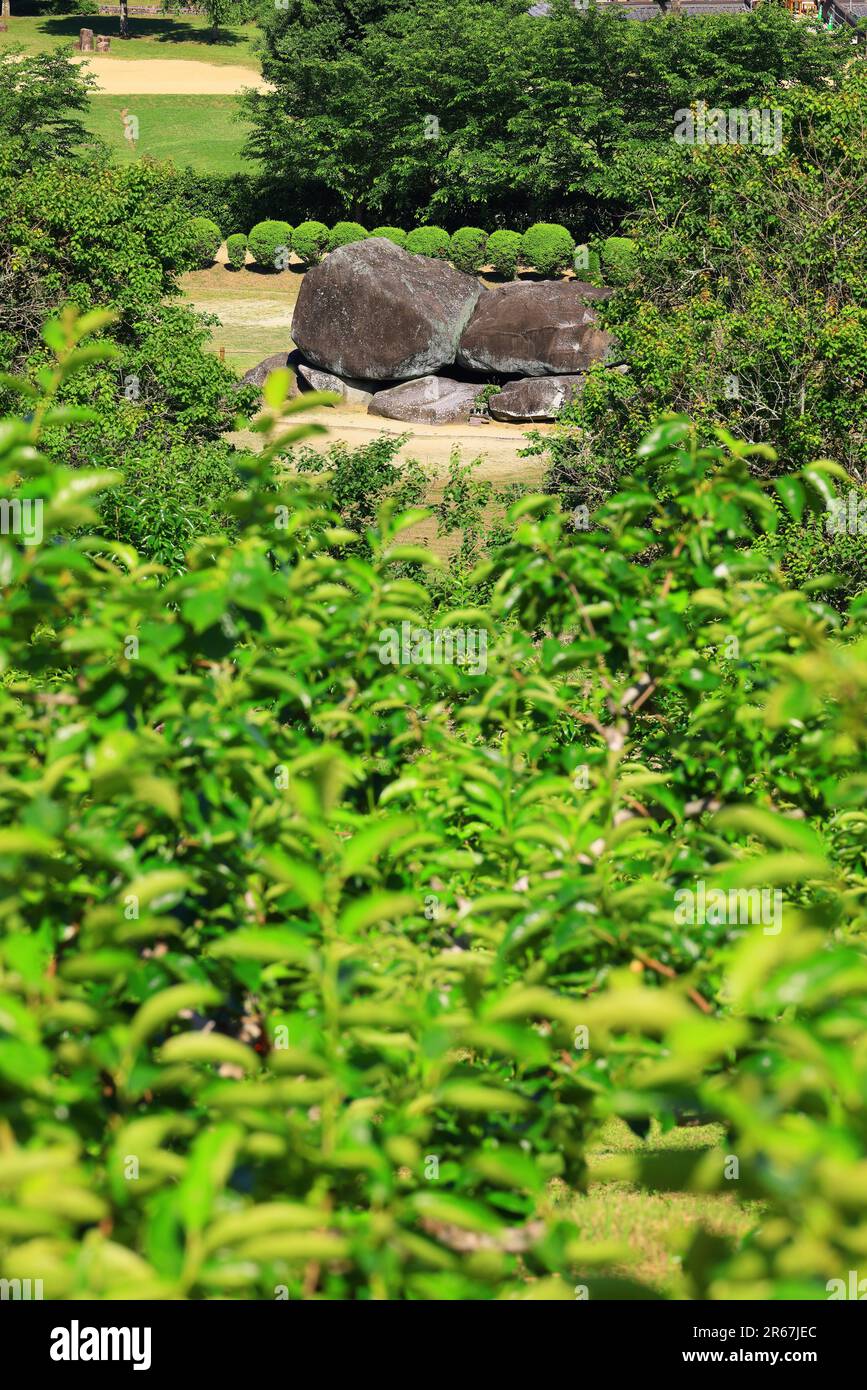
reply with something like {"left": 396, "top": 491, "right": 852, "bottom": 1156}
{"left": 231, "top": 407, "right": 543, "bottom": 488}
{"left": 71, "top": 56, "right": 270, "bottom": 93}
{"left": 229, "top": 408, "right": 546, "bottom": 556}
{"left": 180, "top": 255, "right": 302, "bottom": 371}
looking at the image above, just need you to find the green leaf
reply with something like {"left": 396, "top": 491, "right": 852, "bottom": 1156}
{"left": 159, "top": 1033, "right": 259, "bottom": 1073}
{"left": 411, "top": 1192, "right": 504, "bottom": 1235}
{"left": 437, "top": 1081, "right": 532, "bottom": 1115}
{"left": 339, "top": 816, "right": 415, "bottom": 876}
{"left": 636, "top": 417, "right": 691, "bottom": 459}
{"left": 178, "top": 1124, "right": 243, "bottom": 1235}
{"left": 258, "top": 852, "right": 324, "bottom": 907}
{"left": 773, "top": 476, "right": 806, "bottom": 522}
{"left": 128, "top": 984, "right": 220, "bottom": 1052}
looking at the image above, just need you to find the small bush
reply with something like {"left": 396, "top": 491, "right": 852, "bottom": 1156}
{"left": 186, "top": 216, "right": 222, "bottom": 268}
{"left": 292, "top": 220, "right": 330, "bottom": 266}
{"left": 226, "top": 233, "right": 248, "bottom": 270}
{"left": 449, "top": 227, "right": 489, "bottom": 274}
{"left": 248, "top": 219, "right": 294, "bottom": 270}
{"left": 405, "top": 225, "right": 451, "bottom": 259}
{"left": 521, "top": 222, "right": 575, "bottom": 277}
{"left": 370, "top": 226, "right": 407, "bottom": 247}
{"left": 600, "top": 235, "right": 638, "bottom": 284}
{"left": 327, "top": 221, "right": 369, "bottom": 252}
{"left": 486, "top": 229, "right": 523, "bottom": 280}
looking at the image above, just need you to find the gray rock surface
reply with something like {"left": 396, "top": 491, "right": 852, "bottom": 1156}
{"left": 458, "top": 280, "right": 617, "bottom": 375}
{"left": 368, "top": 375, "right": 480, "bottom": 425}
{"left": 489, "top": 374, "right": 586, "bottom": 422}
{"left": 291, "top": 238, "right": 481, "bottom": 381}
{"left": 297, "top": 362, "right": 374, "bottom": 408}
{"left": 240, "top": 352, "right": 299, "bottom": 391}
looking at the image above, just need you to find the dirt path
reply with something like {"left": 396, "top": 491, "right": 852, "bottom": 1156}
{"left": 71, "top": 56, "right": 270, "bottom": 93}
{"left": 230, "top": 405, "right": 546, "bottom": 495}
{"left": 230, "top": 407, "right": 547, "bottom": 555}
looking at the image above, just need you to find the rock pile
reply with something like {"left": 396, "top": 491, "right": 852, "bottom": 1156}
{"left": 244, "top": 237, "right": 623, "bottom": 424}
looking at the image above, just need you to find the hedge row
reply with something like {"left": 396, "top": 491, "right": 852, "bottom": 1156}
{"left": 187, "top": 215, "right": 638, "bottom": 281}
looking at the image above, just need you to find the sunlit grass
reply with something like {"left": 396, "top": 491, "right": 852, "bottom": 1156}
{"left": 86, "top": 93, "right": 251, "bottom": 175}
{"left": 0, "top": 13, "right": 261, "bottom": 67}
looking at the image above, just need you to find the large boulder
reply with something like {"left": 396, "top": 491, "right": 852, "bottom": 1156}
{"left": 458, "top": 280, "right": 617, "bottom": 376}
{"left": 489, "top": 374, "right": 585, "bottom": 422}
{"left": 240, "top": 351, "right": 299, "bottom": 391}
{"left": 292, "top": 238, "right": 481, "bottom": 381}
{"left": 297, "top": 362, "right": 374, "bottom": 409}
{"left": 368, "top": 375, "right": 480, "bottom": 425}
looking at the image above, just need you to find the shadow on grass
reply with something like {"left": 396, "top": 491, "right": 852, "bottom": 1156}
{"left": 39, "top": 16, "right": 247, "bottom": 47}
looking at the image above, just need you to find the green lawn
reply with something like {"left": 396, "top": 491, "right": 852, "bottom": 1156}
{"left": 180, "top": 258, "right": 301, "bottom": 372}
{"left": 86, "top": 93, "right": 251, "bottom": 174}
{"left": 575, "top": 1119, "right": 758, "bottom": 1297}
{"left": 0, "top": 12, "right": 261, "bottom": 67}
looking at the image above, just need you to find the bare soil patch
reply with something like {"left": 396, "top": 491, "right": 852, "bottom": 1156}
{"left": 71, "top": 56, "right": 269, "bottom": 93}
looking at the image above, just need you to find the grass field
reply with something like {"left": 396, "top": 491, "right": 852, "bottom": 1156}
{"left": 86, "top": 93, "right": 250, "bottom": 174}
{"left": 0, "top": 13, "right": 261, "bottom": 67}
{"left": 579, "top": 1120, "right": 757, "bottom": 1297}
{"left": 180, "top": 256, "right": 300, "bottom": 371}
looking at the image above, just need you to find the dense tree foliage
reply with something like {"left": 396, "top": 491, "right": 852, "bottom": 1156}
{"left": 244, "top": 1, "right": 848, "bottom": 225}
{"left": 0, "top": 58, "right": 259, "bottom": 567}
{"left": 0, "top": 49, "right": 95, "bottom": 169}
{"left": 532, "top": 65, "right": 867, "bottom": 598}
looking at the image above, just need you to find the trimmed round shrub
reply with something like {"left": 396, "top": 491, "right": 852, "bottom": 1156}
{"left": 370, "top": 226, "right": 407, "bottom": 247}
{"left": 404, "top": 225, "right": 451, "bottom": 260}
{"left": 226, "top": 233, "right": 248, "bottom": 271}
{"left": 248, "top": 220, "right": 294, "bottom": 270}
{"left": 186, "top": 216, "right": 222, "bottom": 268}
{"left": 292, "top": 220, "right": 330, "bottom": 266}
{"left": 486, "top": 229, "right": 523, "bottom": 280}
{"left": 449, "top": 227, "right": 489, "bottom": 274}
{"left": 600, "top": 235, "right": 638, "bottom": 284}
{"left": 327, "top": 221, "right": 369, "bottom": 252}
{"left": 520, "top": 222, "right": 575, "bottom": 277}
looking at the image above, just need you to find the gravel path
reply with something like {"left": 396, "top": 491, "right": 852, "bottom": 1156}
{"left": 71, "top": 56, "right": 270, "bottom": 93}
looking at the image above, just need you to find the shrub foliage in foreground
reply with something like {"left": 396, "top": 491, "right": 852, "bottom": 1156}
{"left": 1, "top": 314, "right": 866, "bottom": 1300}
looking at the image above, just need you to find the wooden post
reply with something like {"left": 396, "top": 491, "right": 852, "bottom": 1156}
{"left": 219, "top": 347, "right": 225, "bottom": 363}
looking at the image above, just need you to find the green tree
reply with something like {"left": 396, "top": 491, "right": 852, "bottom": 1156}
{"left": 0, "top": 49, "right": 96, "bottom": 168}
{"left": 243, "top": 1, "right": 847, "bottom": 224}
{"left": 533, "top": 65, "right": 867, "bottom": 510}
